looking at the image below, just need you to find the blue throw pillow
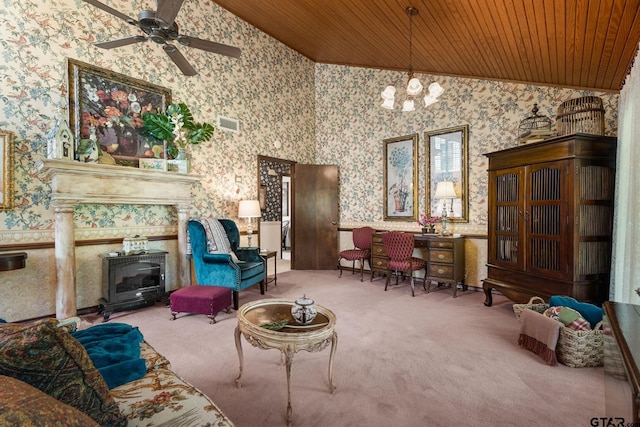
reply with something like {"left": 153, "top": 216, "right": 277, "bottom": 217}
{"left": 549, "top": 295, "right": 603, "bottom": 328}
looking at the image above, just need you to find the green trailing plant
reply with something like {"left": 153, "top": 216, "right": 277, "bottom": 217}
{"left": 142, "top": 103, "right": 214, "bottom": 158}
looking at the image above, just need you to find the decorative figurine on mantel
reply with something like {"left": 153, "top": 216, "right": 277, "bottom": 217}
{"left": 47, "top": 115, "right": 75, "bottom": 161}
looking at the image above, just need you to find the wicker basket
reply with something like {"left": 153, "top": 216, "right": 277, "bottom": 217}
{"left": 556, "top": 322, "right": 604, "bottom": 368}
{"left": 556, "top": 96, "right": 605, "bottom": 136}
{"left": 513, "top": 296, "right": 548, "bottom": 319}
{"left": 513, "top": 296, "right": 604, "bottom": 368}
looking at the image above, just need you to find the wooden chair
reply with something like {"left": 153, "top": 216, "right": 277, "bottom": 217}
{"left": 381, "top": 231, "right": 427, "bottom": 296}
{"left": 337, "top": 226, "right": 376, "bottom": 281}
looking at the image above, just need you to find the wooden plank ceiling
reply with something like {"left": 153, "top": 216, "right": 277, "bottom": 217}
{"left": 211, "top": 0, "right": 640, "bottom": 92}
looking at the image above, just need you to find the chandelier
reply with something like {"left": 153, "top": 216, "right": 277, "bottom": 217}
{"left": 380, "top": 7, "right": 444, "bottom": 112}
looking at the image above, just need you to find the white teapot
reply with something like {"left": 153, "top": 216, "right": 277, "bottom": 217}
{"left": 291, "top": 295, "right": 317, "bottom": 325}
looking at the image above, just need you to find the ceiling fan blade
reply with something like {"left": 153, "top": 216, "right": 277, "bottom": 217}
{"left": 179, "top": 35, "right": 241, "bottom": 58}
{"left": 82, "top": 0, "right": 138, "bottom": 25}
{"left": 163, "top": 44, "right": 197, "bottom": 76}
{"left": 95, "top": 35, "right": 147, "bottom": 49}
{"left": 155, "top": 0, "right": 185, "bottom": 28}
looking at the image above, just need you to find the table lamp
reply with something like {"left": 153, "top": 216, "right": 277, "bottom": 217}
{"left": 434, "top": 181, "right": 457, "bottom": 235}
{"left": 238, "top": 200, "right": 261, "bottom": 247}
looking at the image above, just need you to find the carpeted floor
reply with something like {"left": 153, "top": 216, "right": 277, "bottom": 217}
{"left": 83, "top": 269, "right": 605, "bottom": 427}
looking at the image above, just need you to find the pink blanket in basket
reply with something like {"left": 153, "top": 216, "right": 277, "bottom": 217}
{"left": 518, "top": 309, "right": 562, "bottom": 366}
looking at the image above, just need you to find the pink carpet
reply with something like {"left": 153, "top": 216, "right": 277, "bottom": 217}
{"left": 84, "top": 270, "right": 605, "bottom": 426}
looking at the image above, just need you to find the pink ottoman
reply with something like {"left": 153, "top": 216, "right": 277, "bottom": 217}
{"left": 169, "top": 285, "right": 232, "bottom": 324}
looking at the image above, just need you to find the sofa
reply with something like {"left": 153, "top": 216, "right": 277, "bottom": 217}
{"left": 0, "top": 318, "right": 234, "bottom": 426}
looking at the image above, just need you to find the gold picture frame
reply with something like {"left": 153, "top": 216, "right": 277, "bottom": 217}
{"left": 0, "top": 130, "right": 15, "bottom": 210}
{"left": 425, "top": 125, "right": 469, "bottom": 222}
{"left": 68, "top": 58, "right": 172, "bottom": 167}
{"left": 383, "top": 134, "right": 418, "bottom": 221}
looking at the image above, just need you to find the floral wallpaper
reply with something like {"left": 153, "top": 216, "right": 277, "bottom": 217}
{"left": 315, "top": 64, "right": 619, "bottom": 234}
{"left": 0, "top": 0, "right": 315, "bottom": 320}
{"left": 0, "top": 0, "right": 623, "bottom": 321}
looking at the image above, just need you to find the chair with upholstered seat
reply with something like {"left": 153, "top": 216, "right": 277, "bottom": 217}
{"left": 382, "top": 231, "right": 427, "bottom": 296}
{"left": 337, "top": 226, "right": 376, "bottom": 281}
{"left": 188, "top": 218, "right": 266, "bottom": 310}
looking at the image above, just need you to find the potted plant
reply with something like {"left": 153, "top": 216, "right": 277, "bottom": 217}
{"left": 418, "top": 214, "right": 441, "bottom": 234}
{"left": 142, "top": 103, "right": 214, "bottom": 171}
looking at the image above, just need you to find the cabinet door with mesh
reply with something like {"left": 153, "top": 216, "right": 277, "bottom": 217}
{"left": 488, "top": 167, "right": 524, "bottom": 270}
{"left": 525, "top": 160, "right": 570, "bottom": 278}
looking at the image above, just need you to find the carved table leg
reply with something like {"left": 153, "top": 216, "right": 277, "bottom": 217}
{"left": 284, "top": 346, "right": 295, "bottom": 427}
{"left": 483, "top": 282, "right": 493, "bottom": 307}
{"left": 328, "top": 331, "right": 338, "bottom": 393}
{"left": 234, "top": 326, "right": 244, "bottom": 388}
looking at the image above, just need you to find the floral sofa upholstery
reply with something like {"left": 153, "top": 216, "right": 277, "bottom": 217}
{"left": 111, "top": 340, "right": 233, "bottom": 426}
{"left": 0, "top": 318, "right": 233, "bottom": 426}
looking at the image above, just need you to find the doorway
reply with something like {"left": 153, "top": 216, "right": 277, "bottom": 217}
{"left": 258, "top": 155, "right": 295, "bottom": 272}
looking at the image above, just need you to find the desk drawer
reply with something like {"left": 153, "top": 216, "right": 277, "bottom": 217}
{"left": 371, "top": 244, "right": 386, "bottom": 257}
{"left": 428, "top": 264, "right": 454, "bottom": 279}
{"left": 428, "top": 240, "right": 454, "bottom": 249}
{"left": 429, "top": 250, "right": 453, "bottom": 264}
{"left": 371, "top": 256, "right": 388, "bottom": 271}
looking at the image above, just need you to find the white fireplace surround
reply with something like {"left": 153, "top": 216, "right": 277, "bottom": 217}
{"left": 37, "top": 158, "right": 199, "bottom": 319}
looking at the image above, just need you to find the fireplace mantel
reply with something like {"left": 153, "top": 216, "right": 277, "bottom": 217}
{"left": 37, "top": 158, "right": 200, "bottom": 319}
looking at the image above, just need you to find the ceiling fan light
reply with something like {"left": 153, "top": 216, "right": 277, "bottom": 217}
{"left": 381, "top": 86, "right": 396, "bottom": 100}
{"left": 381, "top": 98, "right": 395, "bottom": 110}
{"left": 423, "top": 94, "right": 438, "bottom": 107}
{"left": 402, "top": 99, "right": 415, "bottom": 112}
{"left": 428, "top": 82, "right": 444, "bottom": 98}
{"left": 406, "top": 77, "right": 423, "bottom": 96}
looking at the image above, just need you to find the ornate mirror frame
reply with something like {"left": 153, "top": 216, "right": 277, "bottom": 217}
{"left": 425, "top": 125, "right": 469, "bottom": 223}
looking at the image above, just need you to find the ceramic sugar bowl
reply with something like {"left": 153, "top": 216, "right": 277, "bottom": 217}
{"left": 291, "top": 295, "right": 317, "bottom": 325}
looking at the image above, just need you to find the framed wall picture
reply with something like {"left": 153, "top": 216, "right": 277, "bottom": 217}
{"left": 0, "top": 130, "right": 15, "bottom": 210}
{"left": 68, "top": 58, "right": 171, "bottom": 167}
{"left": 383, "top": 134, "right": 418, "bottom": 221}
{"left": 425, "top": 125, "right": 469, "bottom": 222}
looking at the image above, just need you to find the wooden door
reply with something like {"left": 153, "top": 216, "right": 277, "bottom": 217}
{"left": 524, "top": 160, "right": 570, "bottom": 278}
{"left": 292, "top": 164, "right": 339, "bottom": 270}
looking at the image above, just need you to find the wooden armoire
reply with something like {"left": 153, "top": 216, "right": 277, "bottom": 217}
{"left": 482, "top": 133, "right": 617, "bottom": 306}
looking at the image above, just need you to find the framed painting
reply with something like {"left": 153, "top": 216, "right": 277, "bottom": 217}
{"left": 383, "top": 134, "right": 418, "bottom": 221}
{"left": 68, "top": 58, "right": 172, "bottom": 167}
{"left": 0, "top": 130, "right": 14, "bottom": 210}
{"left": 425, "top": 125, "right": 469, "bottom": 222}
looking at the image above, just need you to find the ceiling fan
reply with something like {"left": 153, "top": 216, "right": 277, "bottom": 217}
{"left": 82, "top": 0, "right": 241, "bottom": 76}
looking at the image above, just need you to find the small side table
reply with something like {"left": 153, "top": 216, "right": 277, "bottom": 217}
{"left": 235, "top": 299, "right": 337, "bottom": 426}
{"left": 260, "top": 249, "right": 277, "bottom": 289}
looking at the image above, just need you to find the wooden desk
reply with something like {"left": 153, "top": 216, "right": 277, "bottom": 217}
{"left": 604, "top": 301, "right": 640, "bottom": 423}
{"left": 370, "top": 233, "right": 466, "bottom": 297}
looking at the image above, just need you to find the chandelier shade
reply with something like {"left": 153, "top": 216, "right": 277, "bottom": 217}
{"left": 379, "top": 7, "right": 444, "bottom": 111}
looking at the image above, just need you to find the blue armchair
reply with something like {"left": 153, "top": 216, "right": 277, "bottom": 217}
{"left": 188, "top": 218, "right": 266, "bottom": 309}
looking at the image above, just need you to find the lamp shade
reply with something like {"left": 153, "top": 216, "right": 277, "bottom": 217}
{"left": 381, "top": 98, "right": 395, "bottom": 110}
{"left": 434, "top": 181, "right": 457, "bottom": 199}
{"left": 401, "top": 99, "right": 415, "bottom": 112}
{"left": 238, "top": 200, "right": 261, "bottom": 218}
{"left": 406, "top": 78, "right": 423, "bottom": 96}
{"left": 381, "top": 86, "right": 396, "bottom": 100}
{"left": 428, "top": 82, "right": 444, "bottom": 98}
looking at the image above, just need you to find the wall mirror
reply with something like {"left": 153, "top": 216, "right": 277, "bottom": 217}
{"left": 425, "top": 125, "right": 469, "bottom": 223}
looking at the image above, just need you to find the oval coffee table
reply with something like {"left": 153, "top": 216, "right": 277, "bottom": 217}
{"left": 234, "top": 298, "right": 337, "bottom": 426}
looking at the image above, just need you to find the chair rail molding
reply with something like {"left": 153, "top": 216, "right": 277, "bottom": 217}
{"left": 37, "top": 158, "right": 200, "bottom": 319}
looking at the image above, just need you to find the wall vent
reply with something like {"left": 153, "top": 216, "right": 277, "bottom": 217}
{"left": 217, "top": 115, "right": 240, "bottom": 133}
